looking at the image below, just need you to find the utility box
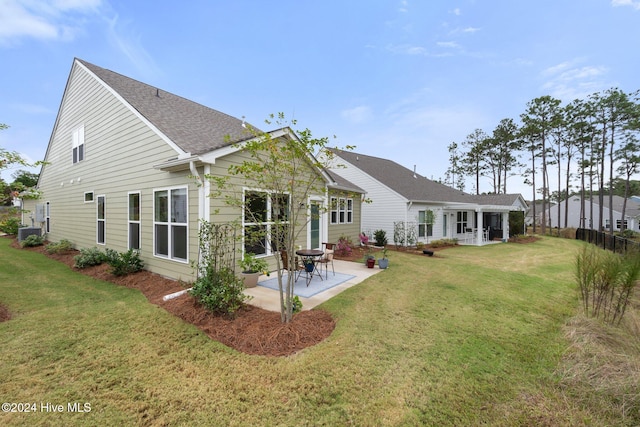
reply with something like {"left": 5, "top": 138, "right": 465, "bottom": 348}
{"left": 17, "top": 227, "right": 41, "bottom": 242}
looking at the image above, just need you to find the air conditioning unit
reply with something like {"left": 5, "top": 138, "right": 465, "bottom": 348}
{"left": 17, "top": 227, "right": 42, "bottom": 242}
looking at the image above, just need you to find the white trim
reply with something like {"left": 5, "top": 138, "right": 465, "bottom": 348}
{"left": 96, "top": 195, "right": 106, "bottom": 245}
{"left": 128, "top": 191, "right": 141, "bottom": 250}
{"left": 153, "top": 186, "right": 189, "bottom": 263}
{"left": 84, "top": 191, "right": 94, "bottom": 203}
{"left": 75, "top": 60, "right": 185, "bottom": 157}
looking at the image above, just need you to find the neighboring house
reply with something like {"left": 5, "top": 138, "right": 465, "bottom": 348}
{"left": 22, "top": 58, "right": 362, "bottom": 281}
{"left": 324, "top": 148, "right": 528, "bottom": 245}
{"left": 545, "top": 195, "right": 640, "bottom": 231}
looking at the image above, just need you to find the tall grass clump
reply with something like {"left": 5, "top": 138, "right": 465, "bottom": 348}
{"left": 575, "top": 244, "right": 640, "bottom": 325}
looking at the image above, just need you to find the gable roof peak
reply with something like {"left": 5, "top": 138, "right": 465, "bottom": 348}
{"left": 74, "top": 58, "right": 255, "bottom": 155}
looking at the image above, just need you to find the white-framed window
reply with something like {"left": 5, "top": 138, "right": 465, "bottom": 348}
{"left": 84, "top": 191, "right": 94, "bottom": 203}
{"left": 45, "top": 201, "right": 51, "bottom": 233}
{"left": 97, "top": 195, "right": 105, "bottom": 245}
{"left": 456, "top": 211, "right": 468, "bottom": 234}
{"left": 616, "top": 219, "right": 628, "bottom": 230}
{"left": 72, "top": 125, "right": 85, "bottom": 164}
{"left": 330, "top": 196, "right": 353, "bottom": 224}
{"left": 243, "top": 189, "right": 290, "bottom": 256}
{"left": 154, "top": 187, "right": 188, "bottom": 262}
{"left": 128, "top": 192, "right": 141, "bottom": 250}
{"left": 418, "top": 210, "right": 434, "bottom": 238}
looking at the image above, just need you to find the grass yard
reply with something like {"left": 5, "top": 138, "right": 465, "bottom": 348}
{"left": 0, "top": 236, "right": 637, "bottom": 426}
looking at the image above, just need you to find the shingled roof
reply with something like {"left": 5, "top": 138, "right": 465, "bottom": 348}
{"left": 77, "top": 58, "right": 253, "bottom": 155}
{"left": 329, "top": 148, "right": 524, "bottom": 207}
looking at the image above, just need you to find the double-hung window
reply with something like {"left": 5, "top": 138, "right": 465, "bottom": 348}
{"left": 456, "top": 211, "right": 468, "bottom": 234}
{"left": 418, "top": 210, "right": 433, "bottom": 238}
{"left": 330, "top": 196, "right": 353, "bottom": 224}
{"left": 154, "top": 187, "right": 188, "bottom": 262}
{"left": 97, "top": 195, "right": 106, "bottom": 244}
{"left": 72, "top": 125, "right": 85, "bottom": 164}
{"left": 244, "top": 190, "right": 290, "bottom": 255}
{"left": 128, "top": 192, "right": 141, "bottom": 250}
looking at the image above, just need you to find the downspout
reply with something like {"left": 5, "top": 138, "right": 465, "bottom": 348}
{"left": 167, "top": 161, "right": 207, "bottom": 301}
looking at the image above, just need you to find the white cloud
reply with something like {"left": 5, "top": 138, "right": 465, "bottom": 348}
{"left": 462, "top": 27, "right": 480, "bottom": 33}
{"left": 611, "top": 0, "right": 640, "bottom": 10}
{"left": 0, "top": 0, "right": 101, "bottom": 44}
{"left": 386, "top": 43, "right": 428, "bottom": 56}
{"left": 451, "top": 8, "right": 461, "bottom": 16}
{"left": 541, "top": 60, "right": 609, "bottom": 101}
{"left": 398, "top": 0, "right": 408, "bottom": 13}
{"left": 437, "top": 41, "right": 460, "bottom": 49}
{"left": 341, "top": 106, "right": 373, "bottom": 124}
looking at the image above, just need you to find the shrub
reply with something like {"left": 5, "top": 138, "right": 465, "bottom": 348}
{"left": 373, "top": 229, "right": 388, "bottom": 246}
{"left": 335, "top": 235, "right": 353, "bottom": 257}
{"left": 46, "top": 239, "right": 74, "bottom": 254}
{"left": 617, "top": 229, "right": 638, "bottom": 240}
{"left": 20, "top": 234, "right": 44, "bottom": 247}
{"left": 105, "top": 248, "right": 144, "bottom": 276}
{"left": 429, "top": 238, "right": 458, "bottom": 248}
{"left": 0, "top": 216, "right": 22, "bottom": 235}
{"left": 575, "top": 245, "right": 640, "bottom": 325}
{"left": 74, "top": 247, "right": 107, "bottom": 269}
{"left": 189, "top": 267, "right": 249, "bottom": 316}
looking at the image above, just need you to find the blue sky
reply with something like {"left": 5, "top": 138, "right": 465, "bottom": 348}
{"left": 1, "top": 0, "right": 639, "bottom": 198}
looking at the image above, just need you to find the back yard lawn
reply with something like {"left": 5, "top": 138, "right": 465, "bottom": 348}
{"left": 1, "top": 235, "right": 637, "bottom": 426}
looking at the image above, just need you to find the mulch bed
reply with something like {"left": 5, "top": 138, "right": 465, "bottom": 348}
{"left": 4, "top": 238, "right": 335, "bottom": 357}
{"left": 2, "top": 235, "right": 540, "bottom": 355}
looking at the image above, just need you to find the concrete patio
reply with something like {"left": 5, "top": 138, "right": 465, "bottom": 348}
{"left": 244, "top": 259, "right": 383, "bottom": 312}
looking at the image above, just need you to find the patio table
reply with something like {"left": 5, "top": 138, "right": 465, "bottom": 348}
{"left": 295, "top": 249, "right": 324, "bottom": 286}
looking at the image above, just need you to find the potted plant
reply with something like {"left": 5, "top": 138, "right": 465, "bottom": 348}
{"left": 239, "top": 252, "right": 269, "bottom": 288}
{"left": 365, "top": 247, "right": 375, "bottom": 268}
{"left": 377, "top": 248, "right": 389, "bottom": 269}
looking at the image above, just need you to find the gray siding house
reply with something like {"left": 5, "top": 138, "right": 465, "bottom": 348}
{"left": 546, "top": 195, "right": 640, "bottom": 231}
{"left": 324, "top": 148, "right": 527, "bottom": 246}
{"left": 23, "top": 58, "right": 362, "bottom": 281}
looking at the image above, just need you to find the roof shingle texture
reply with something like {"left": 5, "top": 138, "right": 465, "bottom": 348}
{"left": 78, "top": 58, "right": 253, "bottom": 155}
{"left": 330, "top": 148, "right": 522, "bottom": 206}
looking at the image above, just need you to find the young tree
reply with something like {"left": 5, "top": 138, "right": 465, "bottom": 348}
{"left": 211, "top": 113, "right": 348, "bottom": 323}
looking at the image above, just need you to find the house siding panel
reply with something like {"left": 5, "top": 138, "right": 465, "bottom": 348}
{"left": 34, "top": 62, "right": 197, "bottom": 281}
{"left": 329, "top": 161, "right": 406, "bottom": 244}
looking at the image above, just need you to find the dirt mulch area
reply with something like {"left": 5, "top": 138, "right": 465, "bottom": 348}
{"left": 0, "top": 303, "right": 10, "bottom": 322}
{"left": 5, "top": 238, "right": 334, "bottom": 357}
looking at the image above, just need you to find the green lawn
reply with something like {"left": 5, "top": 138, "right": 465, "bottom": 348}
{"left": 0, "top": 236, "right": 628, "bottom": 425}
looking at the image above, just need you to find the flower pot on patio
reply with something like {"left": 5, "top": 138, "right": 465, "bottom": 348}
{"left": 366, "top": 258, "right": 375, "bottom": 268}
{"left": 377, "top": 258, "right": 389, "bottom": 269}
{"left": 241, "top": 271, "right": 261, "bottom": 288}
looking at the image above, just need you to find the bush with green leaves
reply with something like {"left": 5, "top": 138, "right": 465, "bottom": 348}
{"left": 46, "top": 239, "right": 74, "bottom": 254}
{"left": 74, "top": 247, "right": 107, "bottom": 269}
{"left": 0, "top": 216, "right": 22, "bottom": 235}
{"left": 189, "top": 267, "right": 249, "bottom": 316}
{"left": 373, "top": 229, "right": 388, "bottom": 246}
{"left": 104, "top": 248, "right": 144, "bottom": 276}
{"left": 429, "top": 238, "right": 459, "bottom": 248}
{"left": 20, "top": 234, "right": 44, "bottom": 247}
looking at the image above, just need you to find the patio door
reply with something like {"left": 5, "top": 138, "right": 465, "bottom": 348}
{"left": 310, "top": 201, "right": 321, "bottom": 249}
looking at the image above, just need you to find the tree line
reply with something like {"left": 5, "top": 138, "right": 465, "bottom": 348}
{"left": 444, "top": 88, "right": 640, "bottom": 235}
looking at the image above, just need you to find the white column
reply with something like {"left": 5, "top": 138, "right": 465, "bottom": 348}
{"left": 502, "top": 211, "right": 509, "bottom": 241}
{"left": 476, "top": 208, "right": 483, "bottom": 246}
